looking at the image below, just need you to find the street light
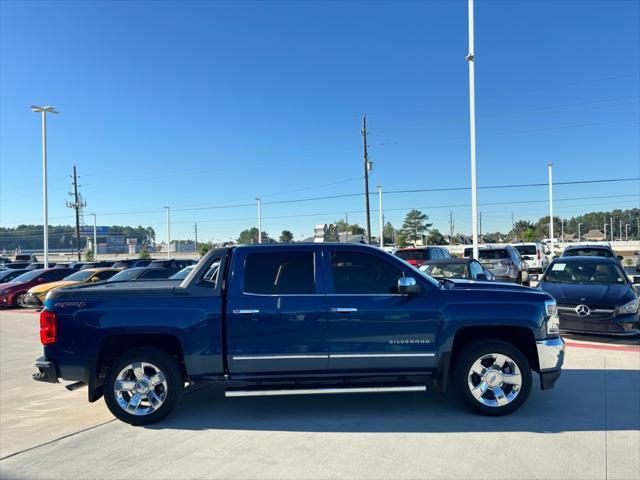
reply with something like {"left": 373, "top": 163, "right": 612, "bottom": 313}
{"left": 466, "top": 0, "right": 479, "bottom": 260}
{"left": 164, "top": 207, "right": 171, "bottom": 259}
{"left": 577, "top": 223, "right": 582, "bottom": 242}
{"left": 89, "top": 214, "right": 97, "bottom": 260}
{"left": 256, "top": 198, "right": 262, "bottom": 244}
{"left": 30, "top": 105, "right": 59, "bottom": 268}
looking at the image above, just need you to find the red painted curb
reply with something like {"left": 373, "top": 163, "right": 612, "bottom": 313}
{"left": 565, "top": 341, "right": 640, "bottom": 353}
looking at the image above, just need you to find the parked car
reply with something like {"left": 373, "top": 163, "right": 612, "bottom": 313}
{"left": 0, "top": 268, "right": 28, "bottom": 284}
{"left": 14, "top": 253, "right": 37, "bottom": 263}
{"left": 148, "top": 259, "right": 197, "bottom": 270}
{"left": 532, "top": 256, "right": 639, "bottom": 336}
{"left": 513, "top": 243, "right": 549, "bottom": 273}
{"left": 635, "top": 251, "right": 640, "bottom": 272}
{"left": 111, "top": 259, "right": 152, "bottom": 269}
{"left": 2, "top": 261, "right": 30, "bottom": 270}
{"left": 169, "top": 265, "right": 196, "bottom": 280}
{"left": 419, "top": 258, "right": 495, "bottom": 281}
{"left": 0, "top": 268, "right": 71, "bottom": 308}
{"left": 25, "top": 262, "right": 56, "bottom": 270}
{"left": 23, "top": 268, "right": 120, "bottom": 308}
{"left": 68, "top": 261, "right": 114, "bottom": 270}
{"left": 107, "top": 267, "right": 178, "bottom": 282}
{"left": 395, "top": 247, "right": 451, "bottom": 267}
{"left": 471, "top": 246, "right": 529, "bottom": 284}
{"left": 560, "top": 244, "right": 623, "bottom": 264}
{"left": 34, "top": 244, "right": 564, "bottom": 425}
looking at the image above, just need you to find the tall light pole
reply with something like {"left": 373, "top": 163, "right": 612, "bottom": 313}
{"left": 89, "top": 213, "right": 97, "bottom": 260}
{"left": 362, "top": 115, "right": 372, "bottom": 244}
{"left": 577, "top": 223, "right": 582, "bottom": 242}
{"left": 466, "top": 0, "right": 479, "bottom": 259}
{"left": 256, "top": 198, "right": 262, "bottom": 244}
{"left": 619, "top": 220, "right": 623, "bottom": 241}
{"left": 164, "top": 207, "right": 171, "bottom": 258}
{"left": 30, "top": 105, "right": 59, "bottom": 268}
{"left": 625, "top": 224, "right": 630, "bottom": 241}
{"left": 547, "top": 163, "right": 554, "bottom": 255}
{"left": 610, "top": 217, "right": 614, "bottom": 243}
{"left": 377, "top": 185, "right": 384, "bottom": 247}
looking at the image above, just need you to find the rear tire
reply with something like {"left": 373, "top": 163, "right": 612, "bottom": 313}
{"left": 453, "top": 339, "right": 532, "bottom": 416}
{"left": 13, "top": 292, "right": 27, "bottom": 308}
{"left": 104, "top": 347, "right": 184, "bottom": 425}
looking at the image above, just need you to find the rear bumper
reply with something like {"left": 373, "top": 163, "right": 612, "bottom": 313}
{"left": 536, "top": 337, "right": 565, "bottom": 390}
{"left": 32, "top": 356, "right": 59, "bottom": 383}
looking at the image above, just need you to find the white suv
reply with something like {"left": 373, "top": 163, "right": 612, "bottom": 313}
{"left": 513, "top": 243, "right": 549, "bottom": 273}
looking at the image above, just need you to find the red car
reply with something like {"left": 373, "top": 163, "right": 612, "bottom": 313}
{"left": 394, "top": 246, "right": 451, "bottom": 267}
{"left": 0, "top": 268, "right": 70, "bottom": 308}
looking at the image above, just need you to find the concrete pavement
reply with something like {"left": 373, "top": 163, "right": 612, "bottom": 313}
{"left": 0, "top": 310, "right": 638, "bottom": 479}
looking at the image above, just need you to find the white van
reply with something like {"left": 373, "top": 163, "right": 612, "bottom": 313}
{"left": 513, "top": 242, "right": 549, "bottom": 273}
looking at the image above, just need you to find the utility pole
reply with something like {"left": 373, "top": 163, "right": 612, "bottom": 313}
{"left": 362, "top": 115, "right": 372, "bottom": 244}
{"left": 511, "top": 212, "right": 515, "bottom": 242}
{"left": 345, "top": 212, "right": 349, "bottom": 243}
{"left": 466, "top": 0, "right": 479, "bottom": 259}
{"left": 256, "top": 198, "right": 262, "bottom": 244}
{"left": 89, "top": 213, "right": 97, "bottom": 260}
{"left": 66, "top": 165, "right": 85, "bottom": 261}
{"left": 164, "top": 207, "right": 171, "bottom": 259}
{"left": 479, "top": 211, "right": 482, "bottom": 239}
{"left": 377, "top": 186, "right": 384, "bottom": 247}
{"left": 619, "top": 219, "right": 623, "bottom": 241}
{"left": 610, "top": 217, "right": 614, "bottom": 243}
{"left": 450, "top": 211, "right": 455, "bottom": 245}
{"left": 547, "top": 163, "right": 554, "bottom": 255}
{"left": 194, "top": 222, "right": 198, "bottom": 254}
{"left": 561, "top": 218, "right": 564, "bottom": 244}
{"left": 625, "top": 224, "right": 629, "bottom": 241}
{"left": 577, "top": 223, "right": 582, "bottom": 242}
{"left": 604, "top": 221, "right": 607, "bottom": 241}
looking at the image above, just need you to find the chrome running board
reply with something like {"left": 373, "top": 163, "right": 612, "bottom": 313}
{"left": 225, "top": 385, "right": 426, "bottom": 397}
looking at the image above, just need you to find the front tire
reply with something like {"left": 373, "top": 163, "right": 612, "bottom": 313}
{"left": 104, "top": 347, "right": 184, "bottom": 425}
{"left": 453, "top": 339, "right": 532, "bottom": 416}
{"left": 13, "top": 292, "right": 27, "bottom": 308}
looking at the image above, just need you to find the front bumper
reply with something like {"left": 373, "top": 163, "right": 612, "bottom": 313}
{"left": 536, "top": 337, "right": 565, "bottom": 390}
{"left": 32, "top": 356, "right": 59, "bottom": 383}
{"left": 558, "top": 311, "right": 639, "bottom": 336}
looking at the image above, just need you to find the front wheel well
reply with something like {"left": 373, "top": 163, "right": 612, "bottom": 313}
{"left": 450, "top": 326, "right": 540, "bottom": 373}
{"left": 96, "top": 334, "right": 187, "bottom": 387}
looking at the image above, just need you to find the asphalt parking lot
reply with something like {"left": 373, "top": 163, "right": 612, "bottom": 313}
{"left": 0, "top": 310, "right": 638, "bottom": 480}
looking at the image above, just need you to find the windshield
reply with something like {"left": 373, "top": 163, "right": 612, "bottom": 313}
{"left": 515, "top": 245, "right": 537, "bottom": 255}
{"left": 563, "top": 248, "right": 613, "bottom": 258}
{"left": 396, "top": 250, "right": 427, "bottom": 261}
{"left": 478, "top": 249, "right": 510, "bottom": 260}
{"left": 108, "top": 269, "right": 143, "bottom": 282}
{"left": 420, "top": 263, "right": 467, "bottom": 279}
{"left": 170, "top": 266, "right": 194, "bottom": 280}
{"left": 63, "top": 270, "right": 95, "bottom": 281}
{"left": 9, "top": 270, "right": 42, "bottom": 283}
{"left": 0, "top": 270, "right": 22, "bottom": 281}
{"left": 544, "top": 261, "right": 625, "bottom": 284}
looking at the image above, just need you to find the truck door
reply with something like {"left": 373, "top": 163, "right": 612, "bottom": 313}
{"left": 226, "top": 247, "right": 328, "bottom": 374}
{"left": 324, "top": 248, "right": 441, "bottom": 372}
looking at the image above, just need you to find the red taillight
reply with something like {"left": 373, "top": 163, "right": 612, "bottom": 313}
{"left": 40, "top": 310, "right": 57, "bottom": 345}
{"left": 537, "top": 251, "right": 541, "bottom": 260}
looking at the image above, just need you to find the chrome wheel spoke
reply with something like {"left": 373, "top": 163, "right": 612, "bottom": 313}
{"left": 131, "top": 362, "right": 145, "bottom": 380}
{"left": 471, "top": 381, "right": 488, "bottom": 400}
{"left": 147, "top": 390, "right": 162, "bottom": 410}
{"left": 492, "top": 354, "right": 508, "bottom": 369}
{"left": 115, "top": 380, "right": 136, "bottom": 392}
{"left": 501, "top": 373, "right": 522, "bottom": 386}
{"left": 470, "top": 360, "right": 485, "bottom": 377}
{"left": 126, "top": 394, "right": 142, "bottom": 413}
{"left": 150, "top": 372, "right": 165, "bottom": 386}
{"left": 492, "top": 386, "right": 508, "bottom": 406}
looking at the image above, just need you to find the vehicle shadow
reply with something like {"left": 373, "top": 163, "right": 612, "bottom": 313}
{"left": 148, "top": 368, "right": 640, "bottom": 433}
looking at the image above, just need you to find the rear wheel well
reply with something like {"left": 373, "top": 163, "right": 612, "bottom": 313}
{"left": 96, "top": 335, "right": 186, "bottom": 386}
{"left": 451, "top": 326, "right": 540, "bottom": 372}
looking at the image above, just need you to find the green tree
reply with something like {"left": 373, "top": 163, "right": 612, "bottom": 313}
{"left": 401, "top": 210, "right": 432, "bottom": 243}
{"left": 139, "top": 248, "right": 151, "bottom": 260}
{"left": 426, "top": 229, "right": 446, "bottom": 245}
{"left": 197, "top": 242, "right": 212, "bottom": 257}
{"left": 238, "top": 228, "right": 270, "bottom": 244}
{"left": 522, "top": 228, "right": 536, "bottom": 242}
{"left": 279, "top": 230, "right": 294, "bottom": 243}
{"left": 383, "top": 221, "right": 396, "bottom": 244}
{"left": 396, "top": 232, "right": 407, "bottom": 248}
{"left": 334, "top": 219, "right": 365, "bottom": 235}
{"left": 84, "top": 248, "right": 94, "bottom": 261}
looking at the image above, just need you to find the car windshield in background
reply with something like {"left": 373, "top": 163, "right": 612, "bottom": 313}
{"left": 420, "top": 263, "right": 467, "bottom": 279}
{"left": 108, "top": 269, "right": 142, "bottom": 282}
{"left": 563, "top": 248, "right": 613, "bottom": 258}
{"left": 9, "top": 270, "right": 42, "bottom": 283}
{"left": 478, "top": 249, "right": 510, "bottom": 260}
{"left": 63, "top": 271, "right": 95, "bottom": 281}
{"left": 515, "top": 245, "right": 537, "bottom": 255}
{"left": 396, "top": 250, "right": 427, "bottom": 261}
{"left": 170, "top": 266, "right": 194, "bottom": 280}
{"left": 544, "top": 261, "right": 624, "bottom": 284}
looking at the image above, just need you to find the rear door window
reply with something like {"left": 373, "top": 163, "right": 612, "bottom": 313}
{"left": 243, "top": 251, "right": 315, "bottom": 295}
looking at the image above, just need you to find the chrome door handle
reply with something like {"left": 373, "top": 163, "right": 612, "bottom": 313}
{"left": 331, "top": 307, "right": 358, "bottom": 313}
{"left": 233, "top": 309, "right": 260, "bottom": 315}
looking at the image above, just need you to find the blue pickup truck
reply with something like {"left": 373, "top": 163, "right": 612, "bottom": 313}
{"left": 33, "top": 244, "right": 565, "bottom": 425}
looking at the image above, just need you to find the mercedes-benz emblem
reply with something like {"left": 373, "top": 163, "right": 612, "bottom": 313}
{"left": 575, "top": 304, "right": 591, "bottom": 317}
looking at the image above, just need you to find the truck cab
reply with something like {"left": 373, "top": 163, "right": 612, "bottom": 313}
{"left": 34, "top": 244, "right": 565, "bottom": 425}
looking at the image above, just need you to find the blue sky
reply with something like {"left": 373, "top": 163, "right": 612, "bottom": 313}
{"left": 1, "top": 0, "right": 639, "bottom": 243}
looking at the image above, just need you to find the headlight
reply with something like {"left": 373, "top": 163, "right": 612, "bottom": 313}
{"left": 545, "top": 299, "right": 560, "bottom": 335}
{"left": 617, "top": 298, "right": 639, "bottom": 315}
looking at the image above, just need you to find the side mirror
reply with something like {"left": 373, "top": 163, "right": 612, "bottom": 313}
{"left": 398, "top": 277, "right": 421, "bottom": 295}
{"left": 529, "top": 274, "right": 540, "bottom": 282}
{"left": 475, "top": 273, "right": 487, "bottom": 280}
{"left": 616, "top": 255, "right": 623, "bottom": 261}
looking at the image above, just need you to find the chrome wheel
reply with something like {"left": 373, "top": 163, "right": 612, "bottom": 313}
{"left": 467, "top": 353, "right": 522, "bottom": 407}
{"left": 114, "top": 362, "right": 168, "bottom": 416}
